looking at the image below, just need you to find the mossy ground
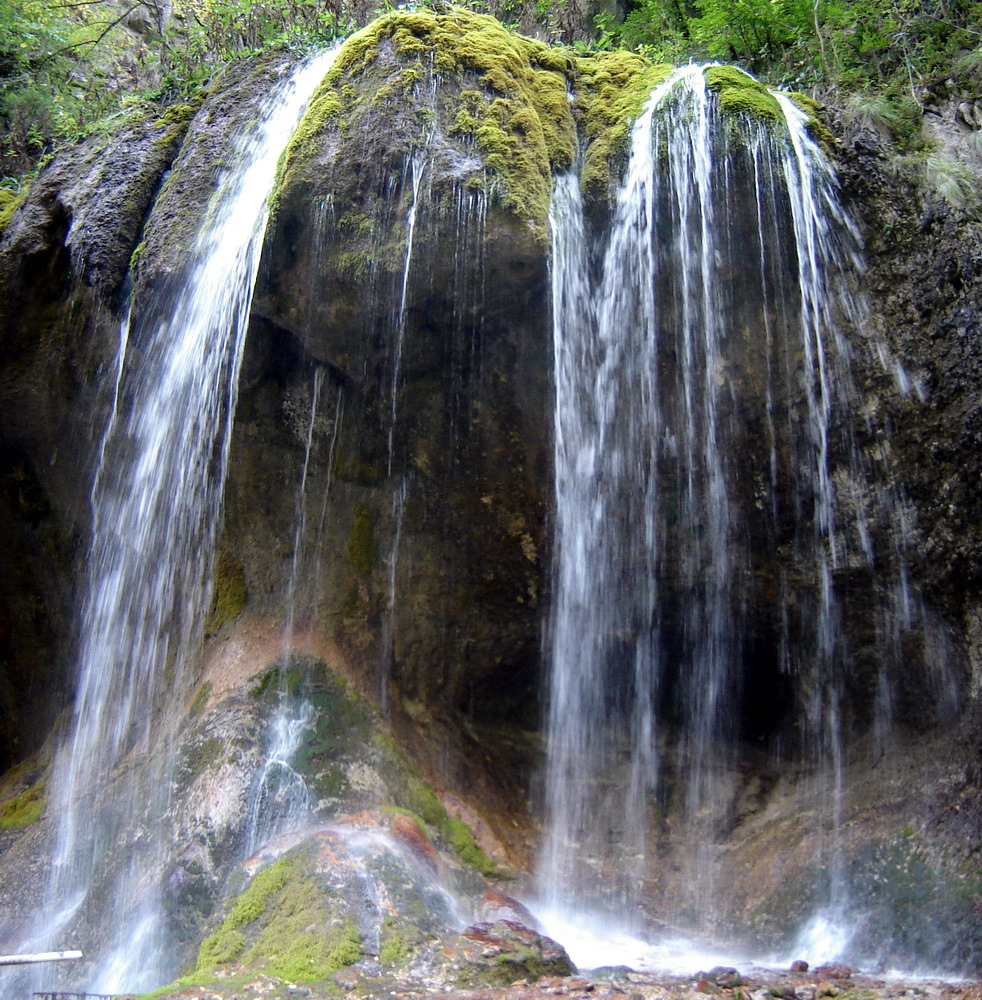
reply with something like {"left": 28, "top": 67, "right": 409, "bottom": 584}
{"left": 194, "top": 849, "right": 363, "bottom": 983}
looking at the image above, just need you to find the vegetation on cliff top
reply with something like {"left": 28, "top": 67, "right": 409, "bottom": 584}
{"left": 279, "top": 6, "right": 578, "bottom": 238}
{"left": 6, "top": 0, "right": 978, "bottom": 198}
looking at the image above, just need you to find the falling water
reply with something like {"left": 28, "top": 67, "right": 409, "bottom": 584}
{"left": 387, "top": 153, "right": 426, "bottom": 475}
{"left": 8, "top": 47, "right": 341, "bottom": 997}
{"left": 539, "top": 65, "right": 942, "bottom": 966}
{"left": 245, "top": 368, "right": 334, "bottom": 855}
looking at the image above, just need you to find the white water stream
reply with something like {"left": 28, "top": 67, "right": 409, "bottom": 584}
{"left": 539, "top": 66, "right": 946, "bottom": 973}
{"left": 6, "top": 47, "right": 341, "bottom": 997}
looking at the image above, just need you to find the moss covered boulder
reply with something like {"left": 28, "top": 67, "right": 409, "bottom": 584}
{"left": 257, "top": 7, "right": 572, "bottom": 376}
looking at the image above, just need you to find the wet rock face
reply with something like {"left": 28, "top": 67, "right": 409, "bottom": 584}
{"left": 0, "top": 18, "right": 981, "bottom": 985}
{"left": 240, "top": 14, "right": 555, "bottom": 745}
{"left": 835, "top": 131, "right": 982, "bottom": 625}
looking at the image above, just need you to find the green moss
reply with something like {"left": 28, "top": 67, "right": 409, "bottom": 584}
{"left": 283, "top": 7, "right": 580, "bottom": 239}
{"left": 251, "top": 662, "right": 306, "bottom": 699}
{"left": 704, "top": 65, "right": 781, "bottom": 122}
{"left": 226, "top": 857, "right": 294, "bottom": 927}
{"left": 0, "top": 779, "right": 46, "bottom": 828}
{"left": 0, "top": 184, "right": 29, "bottom": 235}
{"left": 574, "top": 52, "right": 673, "bottom": 203}
{"left": 396, "top": 773, "right": 503, "bottom": 878}
{"left": 382, "top": 805, "right": 433, "bottom": 840}
{"left": 293, "top": 87, "right": 343, "bottom": 149}
{"left": 205, "top": 552, "right": 246, "bottom": 634}
{"left": 187, "top": 681, "right": 212, "bottom": 718}
{"left": 196, "top": 926, "right": 247, "bottom": 967}
{"left": 403, "top": 775, "right": 447, "bottom": 829}
{"left": 195, "top": 857, "right": 295, "bottom": 974}
{"left": 244, "top": 871, "right": 362, "bottom": 983}
{"left": 788, "top": 91, "right": 838, "bottom": 153}
{"left": 128, "top": 239, "right": 147, "bottom": 273}
{"left": 151, "top": 96, "right": 204, "bottom": 129}
{"left": 442, "top": 814, "right": 502, "bottom": 878}
{"left": 181, "top": 735, "right": 223, "bottom": 782}
{"left": 346, "top": 502, "right": 378, "bottom": 576}
{"left": 378, "top": 916, "right": 414, "bottom": 965}
{"left": 332, "top": 448, "right": 386, "bottom": 486}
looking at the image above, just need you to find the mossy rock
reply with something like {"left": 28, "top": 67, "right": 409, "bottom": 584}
{"left": 345, "top": 502, "right": 379, "bottom": 577}
{"left": 444, "top": 920, "right": 575, "bottom": 986}
{"left": 573, "top": 51, "right": 673, "bottom": 205}
{"left": 0, "top": 184, "right": 29, "bottom": 236}
{"left": 0, "top": 778, "right": 46, "bottom": 828}
{"left": 704, "top": 65, "right": 782, "bottom": 122}
{"left": 787, "top": 91, "right": 838, "bottom": 153}
{"left": 278, "top": 7, "right": 578, "bottom": 242}
{"left": 193, "top": 849, "right": 363, "bottom": 984}
{"left": 205, "top": 552, "right": 246, "bottom": 635}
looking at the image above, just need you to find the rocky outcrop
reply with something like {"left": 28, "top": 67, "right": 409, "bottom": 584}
{"left": 835, "top": 124, "right": 982, "bottom": 631}
{"left": 243, "top": 10, "right": 567, "bottom": 790}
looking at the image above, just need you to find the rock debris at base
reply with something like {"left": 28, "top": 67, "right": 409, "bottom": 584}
{"left": 113, "top": 968, "right": 982, "bottom": 1000}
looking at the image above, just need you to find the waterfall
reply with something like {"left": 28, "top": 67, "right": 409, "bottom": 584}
{"left": 539, "top": 66, "right": 944, "bottom": 969}
{"left": 7, "top": 47, "right": 341, "bottom": 997}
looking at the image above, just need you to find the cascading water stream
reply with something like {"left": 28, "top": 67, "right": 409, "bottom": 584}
{"left": 538, "top": 65, "right": 945, "bottom": 971}
{"left": 6, "top": 46, "right": 341, "bottom": 997}
{"left": 245, "top": 368, "right": 336, "bottom": 856}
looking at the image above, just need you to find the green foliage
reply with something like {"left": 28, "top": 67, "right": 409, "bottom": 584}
{"left": 0, "top": 0, "right": 353, "bottom": 176}
{"left": 599, "top": 0, "right": 982, "bottom": 118}
{"left": 0, "top": 0, "right": 98, "bottom": 172}
{"left": 921, "top": 152, "right": 982, "bottom": 216}
{"left": 157, "top": 0, "right": 354, "bottom": 94}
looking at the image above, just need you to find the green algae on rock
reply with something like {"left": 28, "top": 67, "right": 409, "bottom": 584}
{"left": 279, "top": 7, "right": 578, "bottom": 239}
{"left": 0, "top": 778, "right": 46, "bottom": 828}
{"left": 205, "top": 552, "right": 246, "bottom": 635}
{"left": 574, "top": 52, "right": 672, "bottom": 205}
{"left": 0, "top": 184, "right": 29, "bottom": 236}
{"left": 193, "top": 848, "right": 362, "bottom": 983}
{"left": 703, "top": 67, "right": 838, "bottom": 154}
{"left": 705, "top": 65, "right": 783, "bottom": 122}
